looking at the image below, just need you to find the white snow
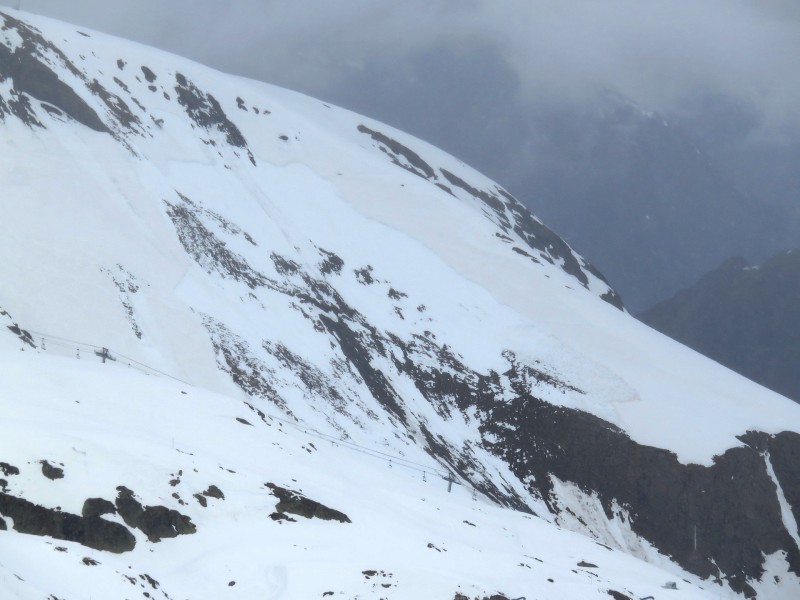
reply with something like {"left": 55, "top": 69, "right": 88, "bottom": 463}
{"left": 0, "top": 344, "right": 721, "bottom": 600}
{"left": 764, "top": 453, "right": 800, "bottom": 551}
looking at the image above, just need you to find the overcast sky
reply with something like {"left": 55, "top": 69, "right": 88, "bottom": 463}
{"left": 4, "top": 0, "right": 800, "bottom": 141}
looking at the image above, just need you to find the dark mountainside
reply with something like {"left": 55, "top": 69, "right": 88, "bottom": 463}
{"left": 639, "top": 250, "right": 800, "bottom": 403}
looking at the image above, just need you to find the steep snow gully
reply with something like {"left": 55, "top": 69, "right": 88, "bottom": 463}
{"left": 2, "top": 8, "right": 800, "bottom": 599}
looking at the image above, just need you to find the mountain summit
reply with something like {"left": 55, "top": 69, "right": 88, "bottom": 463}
{"left": 1, "top": 9, "right": 800, "bottom": 599}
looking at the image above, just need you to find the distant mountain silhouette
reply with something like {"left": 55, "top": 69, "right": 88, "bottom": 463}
{"left": 639, "top": 249, "right": 800, "bottom": 402}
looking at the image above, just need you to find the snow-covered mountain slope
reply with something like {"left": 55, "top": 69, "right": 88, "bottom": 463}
{"left": 0, "top": 330, "right": 724, "bottom": 600}
{"left": 1, "top": 9, "right": 800, "bottom": 599}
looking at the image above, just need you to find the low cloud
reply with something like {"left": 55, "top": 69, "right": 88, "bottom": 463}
{"left": 5, "top": 0, "right": 800, "bottom": 138}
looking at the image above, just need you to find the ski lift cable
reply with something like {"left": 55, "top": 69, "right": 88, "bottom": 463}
{"left": 18, "top": 327, "right": 469, "bottom": 487}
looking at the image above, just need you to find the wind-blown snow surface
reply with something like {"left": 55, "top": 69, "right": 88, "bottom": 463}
{"left": 1, "top": 9, "right": 800, "bottom": 599}
{"left": 0, "top": 338, "right": 726, "bottom": 600}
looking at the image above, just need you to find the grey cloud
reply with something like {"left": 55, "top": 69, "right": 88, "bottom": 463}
{"left": 7, "top": 0, "right": 800, "bottom": 138}
{"left": 0, "top": 2, "right": 792, "bottom": 134}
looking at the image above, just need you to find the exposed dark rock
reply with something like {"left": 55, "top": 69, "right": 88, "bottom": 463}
{"left": 138, "top": 505, "right": 195, "bottom": 541}
{"left": 271, "top": 253, "right": 301, "bottom": 276}
{"left": 511, "top": 246, "right": 535, "bottom": 260}
{"left": 440, "top": 170, "right": 506, "bottom": 215}
{"left": 174, "top": 72, "right": 255, "bottom": 165}
{"left": 436, "top": 183, "right": 454, "bottom": 195}
{"left": 354, "top": 266, "right": 375, "bottom": 285}
{"left": 0, "top": 14, "right": 107, "bottom": 132}
{"left": 140, "top": 66, "right": 156, "bottom": 83}
{"left": 202, "top": 485, "right": 224, "bottom": 500}
{"left": 201, "top": 315, "right": 289, "bottom": 413}
{"left": 140, "top": 573, "right": 160, "bottom": 589}
{"left": 269, "top": 511, "right": 296, "bottom": 523}
{"left": 607, "top": 591, "right": 632, "bottom": 600}
{"left": 114, "top": 486, "right": 196, "bottom": 543}
{"left": 0, "top": 515, "right": 6, "bottom": 530}
{"left": 265, "top": 482, "right": 350, "bottom": 523}
{"left": 172, "top": 192, "right": 257, "bottom": 245}
{"left": 7, "top": 91, "right": 41, "bottom": 127}
{"left": 193, "top": 494, "right": 207, "bottom": 508}
{"left": 87, "top": 78, "right": 142, "bottom": 132}
{"left": 41, "top": 102, "right": 62, "bottom": 117}
{"left": 318, "top": 248, "right": 344, "bottom": 275}
{"left": 0, "top": 492, "right": 135, "bottom": 552}
{"left": 164, "top": 193, "right": 269, "bottom": 289}
{"left": 114, "top": 486, "right": 144, "bottom": 527}
{"left": 82, "top": 557, "right": 99, "bottom": 566}
{"left": 0, "top": 462, "right": 19, "bottom": 476}
{"left": 40, "top": 460, "right": 64, "bottom": 480}
{"left": 81, "top": 498, "right": 116, "bottom": 519}
{"left": 6, "top": 322, "right": 35, "bottom": 347}
{"left": 357, "top": 124, "right": 436, "bottom": 180}
{"left": 319, "top": 313, "right": 408, "bottom": 427}
{"left": 0, "top": 13, "right": 142, "bottom": 141}
{"left": 236, "top": 417, "right": 253, "bottom": 426}
{"left": 578, "top": 561, "right": 598, "bottom": 568}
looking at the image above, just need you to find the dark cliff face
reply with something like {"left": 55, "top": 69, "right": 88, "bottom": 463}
{"left": 639, "top": 250, "right": 800, "bottom": 403}
{"left": 480, "top": 390, "right": 800, "bottom": 597}
{"left": 0, "top": 12, "right": 145, "bottom": 138}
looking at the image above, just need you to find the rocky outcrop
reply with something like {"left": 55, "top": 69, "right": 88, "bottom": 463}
{"left": 0, "top": 492, "right": 135, "bottom": 553}
{"left": 265, "top": 482, "right": 350, "bottom": 523}
{"left": 115, "top": 486, "right": 196, "bottom": 543}
{"left": 40, "top": 460, "right": 64, "bottom": 480}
